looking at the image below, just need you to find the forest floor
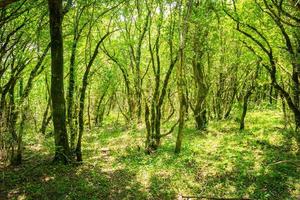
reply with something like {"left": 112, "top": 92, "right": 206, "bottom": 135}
{"left": 1, "top": 109, "right": 299, "bottom": 200}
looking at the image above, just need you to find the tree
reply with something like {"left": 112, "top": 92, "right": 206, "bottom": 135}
{"left": 144, "top": 1, "right": 179, "bottom": 153}
{"left": 175, "top": 0, "right": 192, "bottom": 154}
{"left": 47, "top": 0, "right": 70, "bottom": 163}
{"left": 225, "top": 0, "right": 300, "bottom": 131}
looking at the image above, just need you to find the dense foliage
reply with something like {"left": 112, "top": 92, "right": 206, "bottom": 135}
{"left": 0, "top": 0, "right": 299, "bottom": 199}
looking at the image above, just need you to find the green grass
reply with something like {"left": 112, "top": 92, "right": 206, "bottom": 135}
{"left": 1, "top": 109, "right": 299, "bottom": 200}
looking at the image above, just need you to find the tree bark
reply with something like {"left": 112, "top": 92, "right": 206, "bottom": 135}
{"left": 48, "top": 0, "right": 70, "bottom": 163}
{"left": 240, "top": 91, "right": 251, "bottom": 130}
{"left": 192, "top": 60, "right": 208, "bottom": 130}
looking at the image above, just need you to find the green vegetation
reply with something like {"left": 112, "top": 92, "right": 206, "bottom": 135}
{"left": 0, "top": 0, "right": 300, "bottom": 199}
{"left": 1, "top": 110, "right": 299, "bottom": 199}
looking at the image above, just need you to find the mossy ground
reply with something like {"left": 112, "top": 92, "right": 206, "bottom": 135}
{"left": 1, "top": 109, "right": 299, "bottom": 200}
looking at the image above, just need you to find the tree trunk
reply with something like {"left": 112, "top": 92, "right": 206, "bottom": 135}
{"left": 240, "top": 91, "right": 252, "bottom": 130}
{"left": 224, "top": 85, "right": 237, "bottom": 119}
{"left": 144, "top": 10, "right": 177, "bottom": 152}
{"left": 175, "top": 0, "right": 192, "bottom": 154}
{"left": 175, "top": 94, "right": 186, "bottom": 154}
{"left": 76, "top": 84, "right": 86, "bottom": 162}
{"left": 269, "top": 85, "right": 273, "bottom": 104}
{"left": 67, "top": 36, "right": 77, "bottom": 151}
{"left": 40, "top": 97, "right": 51, "bottom": 134}
{"left": 95, "top": 91, "right": 108, "bottom": 126}
{"left": 75, "top": 31, "right": 112, "bottom": 162}
{"left": 9, "top": 81, "right": 19, "bottom": 165}
{"left": 48, "top": 0, "right": 70, "bottom": 163}
{"left": 67, "top": 12, "right": 85, "bottom": 150}
{"left": 15, "top": 106, "right": 26, "bottom": 166}
{"left": 192, "top": 60, "right": 208, "bottom": 130}
{"left": 144, "top": 102, "right": 151, "bottom": 154}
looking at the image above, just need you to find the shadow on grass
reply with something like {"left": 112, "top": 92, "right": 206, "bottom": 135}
{"left": 148, "top": 175, "right": 176, "bottom": 199}
{"left": 1, "top": 110, "right": 298, "bottom": 200}
{"left": 0, "top": 149, "right": 148, "bottom": 200}
{"left": 192, "top": 130, "right": 299, "bottom": 200}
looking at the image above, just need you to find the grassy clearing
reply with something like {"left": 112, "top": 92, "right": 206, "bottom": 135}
{"left": 1, "top": 109, "right": 299, "bottom": 200}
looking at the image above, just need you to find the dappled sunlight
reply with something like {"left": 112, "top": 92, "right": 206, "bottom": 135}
{"left": 1, "top": 0, "right": 300, "bottom": 198}
{"left": 1, "top": 110, "right": 299, "bottom": 199}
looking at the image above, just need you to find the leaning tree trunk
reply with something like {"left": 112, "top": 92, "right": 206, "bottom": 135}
{"left": 76, "top": 31, "right": 112, "bottom": 162}
{"left": 48, "top": 0, "right": 70, "bottom": 163}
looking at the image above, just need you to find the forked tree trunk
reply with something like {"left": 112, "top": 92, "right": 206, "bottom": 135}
{"left": 144, "top": 8, "right": 178, "bottom": 152}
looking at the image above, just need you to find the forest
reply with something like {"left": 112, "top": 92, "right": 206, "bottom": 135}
{"left": 0, "top": 0, "right": 299, "bottom": 199}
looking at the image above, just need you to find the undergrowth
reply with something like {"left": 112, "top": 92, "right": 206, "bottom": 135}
{"left": 1, "top": 109, "right": 299, "bottom": 200}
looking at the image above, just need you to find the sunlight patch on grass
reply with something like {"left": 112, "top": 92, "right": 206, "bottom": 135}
{"left": 2, "top": 109, "right": 298, "bottom": 200}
